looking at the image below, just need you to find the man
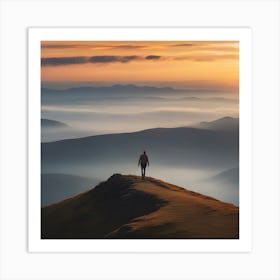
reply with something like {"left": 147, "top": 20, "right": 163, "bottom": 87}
{"left": 138, "top": 151, "right": 149, "bottom": 179}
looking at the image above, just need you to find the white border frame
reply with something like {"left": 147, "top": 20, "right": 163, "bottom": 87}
{"left": 2, "top": 1, "right": 280, "bottom": 279}
{"left": 28, "top": 27, "right": 252, "bottom": 253}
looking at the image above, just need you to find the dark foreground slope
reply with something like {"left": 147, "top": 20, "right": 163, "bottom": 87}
{"left": 41, "top": 174, "right": 239, "bottom": 239}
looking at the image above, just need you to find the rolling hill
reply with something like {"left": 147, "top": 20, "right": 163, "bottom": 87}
{"left": 196, "top": 116, "right": 239, "bottom": 131}
{"left": 41, "top": 174, "right": 239, "bottom": 239}
{"left": 41, "top": 125, "right": 239, "bottom": 171}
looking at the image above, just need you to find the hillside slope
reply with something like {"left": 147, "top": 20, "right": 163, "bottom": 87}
{"left": 41, "top": 174, "right": 239, "bottom": 239}
{"left": 42, "top": 126, "right": 238, "bottom": 170}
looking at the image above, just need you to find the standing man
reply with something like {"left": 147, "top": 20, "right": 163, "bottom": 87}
{"left": 138, "top": 151, "right": 149, "bottom": 179}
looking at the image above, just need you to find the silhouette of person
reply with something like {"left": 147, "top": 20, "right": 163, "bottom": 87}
{"left": 138, "top": 151, "right": 149, "bottom": 179}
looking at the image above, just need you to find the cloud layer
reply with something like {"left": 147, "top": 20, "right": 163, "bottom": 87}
{"left": 89, "top": 55, "right": 140, "bottom": 63}
{"left": 41, "top": 53, "right": 237, "bottom": 66}
{"left": 41, "top": 55, "right": 159, "bottom": 66}
{"left": 145, "top": 55, "right": 161, "bottom": 60}
{"left": 41, "top": 56, "right": 88, "bottom": 66}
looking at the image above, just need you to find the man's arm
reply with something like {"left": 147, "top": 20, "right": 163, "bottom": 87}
{"left": 147, "top": 156, "right": 149, "bottom": 166}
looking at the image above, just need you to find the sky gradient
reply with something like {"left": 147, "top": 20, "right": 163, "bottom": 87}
{"left": 41, "top": 41, "right": 239, "bottom": 91}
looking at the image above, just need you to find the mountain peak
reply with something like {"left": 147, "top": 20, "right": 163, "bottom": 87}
{"left": 41, "top": 174, "right": 239, "bottom": 239}
{"left": 197, "top": 116, "right": 239, "bottom": 131}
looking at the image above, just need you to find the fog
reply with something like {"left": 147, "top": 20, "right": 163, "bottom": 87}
{"left": 41, "top": 85, "right": 239, "bottom": 206}
{"left": 42, "top": 161, "right": 238, "bottom": 206}
{"left": 41, "top": 87, "right": 238, "bottom": 142}
{"left": 41, "top": 126, "right": 101, "bottom": 142}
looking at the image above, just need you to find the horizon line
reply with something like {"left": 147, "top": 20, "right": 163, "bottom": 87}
{"left": 41, "top": 82, "right": 237, "bottom": 92}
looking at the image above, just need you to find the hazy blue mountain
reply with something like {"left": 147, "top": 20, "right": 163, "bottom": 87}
{"left": 41, "top": 84, "right": 181, "bottom": 101}
{"left": 41, "top": 125, "right": 238, "bottom": 174}
{"left": 41, "top": 173, "right": 99, "bottom": 206}
{"left": 41, "top": 85, "right": 236, "bottom": 105}
{"left": 41, "top": 118, "right": 68, "bottom": 128}
{"left": 197, "top": 117, "right": 239, "bottom": 131}
{"left": 194, "top": 167, "right": 239, "bottom": 206}
{"left": 42, "top": 84, "right": 182, "bottom": 94}
{"left": 209, "top": 167, "right": 239, "bottom": 186}
{"left": 41, "top": 84, "right": 232, "bottom": 106}
{"left": 41, "top": 117, "right": 239, "bottom": 206}
{"left": 41, "top": 84, "right": 185, "bottom": 106}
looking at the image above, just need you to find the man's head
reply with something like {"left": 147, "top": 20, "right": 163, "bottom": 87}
{"left": 143, "top": 150, "right": 146, "bottom": 154}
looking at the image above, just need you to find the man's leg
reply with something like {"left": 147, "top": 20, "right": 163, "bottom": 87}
{"left": 141, "top": 164, "right": 146, "bottom": 179}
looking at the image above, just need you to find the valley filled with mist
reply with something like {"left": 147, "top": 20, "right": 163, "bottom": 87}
{"left": 41, "top": 85, "right": 238, "bottom": 141}
{"left": 41, "top": 85, "right": 239, "bottom": 206}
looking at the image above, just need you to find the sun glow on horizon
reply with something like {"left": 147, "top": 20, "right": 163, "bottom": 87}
{"left": 41, "top": 41, "right": 239, "bottom": 92}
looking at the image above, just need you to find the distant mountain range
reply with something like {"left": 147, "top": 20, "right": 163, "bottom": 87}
{"left": 42, "top": 84, "right": 182, "bottom": 95}
{"left": 41, "top": 84, "right": 185, "bottom": 105}
{"left": 42, "top": 83, "right": 226, "bottom": 94}
{"left": 41, "top": 174, "right": 239, "bottom": 239}
{"left": 41, "top": 84, "right": 227, "bottom": 105}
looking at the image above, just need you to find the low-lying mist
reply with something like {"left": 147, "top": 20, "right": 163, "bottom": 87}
{"left": 41, "top": 87, "right": 238, "bottom": 142}
{"left": 41, "top": 85, "right": 239, "bottom": 206}
{"left": 42, "top": 162, "right": 238, "bottom": 206}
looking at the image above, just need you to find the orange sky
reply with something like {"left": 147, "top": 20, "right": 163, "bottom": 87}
{"left": 41, "top": 41, "right": 239, "bottom": 91}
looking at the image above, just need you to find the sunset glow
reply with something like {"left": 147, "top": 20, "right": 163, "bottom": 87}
{"left": 41, "top": 41, "right": 239, "bottom": 91}
{"left": 41, "top": 40, "right": 240, "bottom": 209}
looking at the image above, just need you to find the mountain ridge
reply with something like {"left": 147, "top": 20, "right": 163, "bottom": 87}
{"left": 41, "top": 83, "right": 226, "bottom": 95}
{"left": 42, "top": 116, "right": 239, "bottom": 144}
{"left": 41, "top": 174, "right": 239, "bottom": 239}
{"left": 41, "top": 84, "right": 182, "bottom": 94}
{"left": 197, "top": 116, "right": 239, "bottom": 131}
{"left": 42, "top": 124, "right": 238, "bottom": 170}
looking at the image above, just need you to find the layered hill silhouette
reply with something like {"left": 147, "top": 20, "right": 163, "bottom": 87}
{"left": 41, "top": 85, "right": 233, "bottom": 108}
{"left": 41, "top": 84, "right": 182, "bottom": 105}
{"left": 42, "top": 124, "right": 238, "bottom": 170}
{"left": 197, "top": 116, "right": 239, "bottom": 132}
{"left": 41, "top": 174, "right": 239, "bottom": 239}
{"left": 41, "top": 118, "right": 68, "bottom": 128}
